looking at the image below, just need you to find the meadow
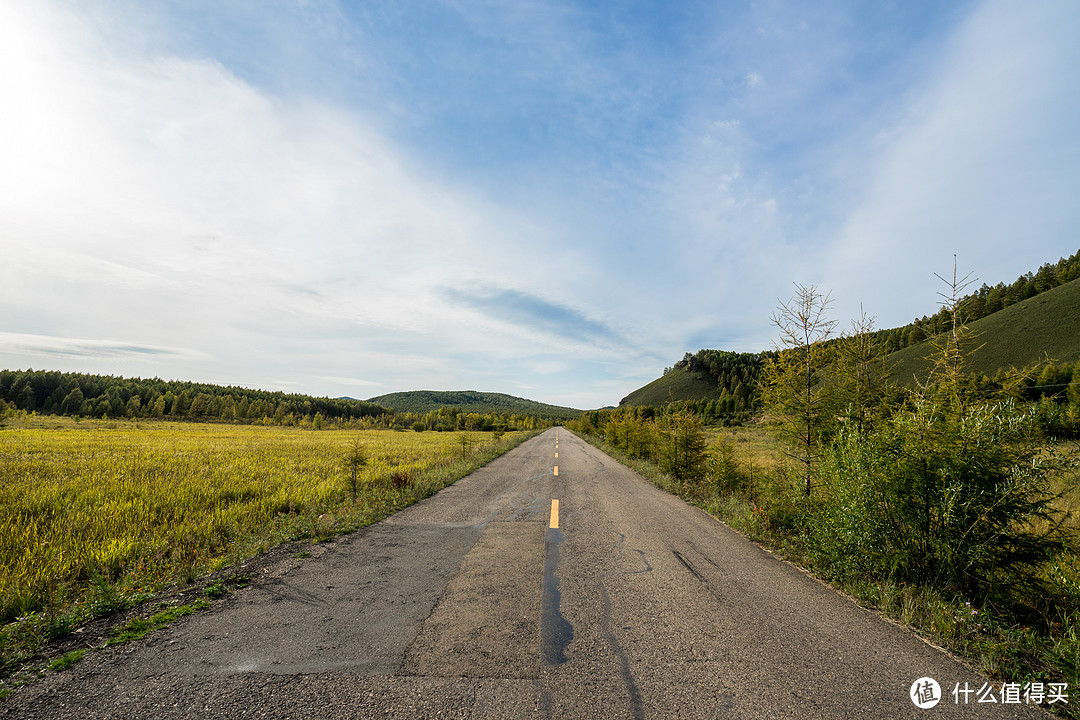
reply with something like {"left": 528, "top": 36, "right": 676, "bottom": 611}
{"left": 0, "top": 416, "right": 534, "bottom": 670}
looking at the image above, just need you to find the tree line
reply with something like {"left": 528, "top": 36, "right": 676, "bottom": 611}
{"left": 0, "top": 369, "right": 388, "bottom": 424}
{"left": 0, "top": 369, "right": 553, "bottom": 432}
{"left": 869, "top": 247, "right": 1080, "bottom": 353}
{"left": 639, "top": 246, "right": 1080, "bottom": 433}
{"left": 575, "top": 407, "right": 709, "bottom": 483}
{"left": 387, "top": 406, "right": 549, "bottom": 433}
{"left": 650, "top": 348, "right": 1080, "bottom": 436}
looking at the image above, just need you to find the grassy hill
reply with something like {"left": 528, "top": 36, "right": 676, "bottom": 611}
{"left": 888, "top": 276, "right": 1080, "bottom": 383}
{"left": 366, "top": 390, "right": 581, "bottom": 420}
{"left": 620, "top": 368, "right": 724, "bottom": 407}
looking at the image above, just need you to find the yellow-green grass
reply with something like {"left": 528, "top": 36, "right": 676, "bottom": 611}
{"left": 0, "top": 417, "right": 531, "bottom": 638}
{"left": 703, "top": 424, "right": 783, "bottom": 475}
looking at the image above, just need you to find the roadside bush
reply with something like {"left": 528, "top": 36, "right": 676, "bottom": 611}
{"left": 805, "top": 399, "right": 1065, "bottom": 600}
{"left": 706, "top": 438, "right": 747, "bottom": 496}
{"left": 604, "top": 412, "right": 659, "bottom": 462}
{"left": 658, "top": 412, "right": 707, "bottom": 484}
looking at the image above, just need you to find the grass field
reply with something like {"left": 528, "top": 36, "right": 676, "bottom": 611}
{"left": 0, "top": 417, "right": 533, "bottom": 667}
{"left": 704, "top": 424, "right": 782, "bottom": 473}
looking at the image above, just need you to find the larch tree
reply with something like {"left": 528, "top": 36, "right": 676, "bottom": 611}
{"left": 763, "top": 283, "right": 838, "bottom": 496}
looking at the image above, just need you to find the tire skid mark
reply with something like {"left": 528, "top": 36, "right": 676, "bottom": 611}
{"left": 672, "top": 549, "right": 706, "bottom": 583}
{"left": 685, "top": 539, "right": 726, "bottom": 571}
{"left": 672, "top": 546, "right": 724, "bottom": 604}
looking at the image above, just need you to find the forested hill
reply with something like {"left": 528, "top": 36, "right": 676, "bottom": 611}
{"left": 366, "top": 390, "right": 581, "bottom": 420}
{"left": 869, "top": 247, "right": 1080, "bottom": 353}
{"left": 619, "top": 350, "right": 766, "bottom": 422}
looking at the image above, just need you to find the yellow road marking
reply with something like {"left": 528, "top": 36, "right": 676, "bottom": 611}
{"left": 555, "top": 452, "right": 558, "bottom": 458}
{"left": 549, "top": 499, "right": 559, "bottom": 529}
{"left": 554, "top": 465, "right": 559, "bottom": 476}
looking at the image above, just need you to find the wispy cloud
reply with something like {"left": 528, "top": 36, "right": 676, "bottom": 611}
{"left": 443, "top": 285, "right": 625, "bottom": 348}
{"left": 0, "top": 333, "right": 210, "bottom": 363}
{"left": 316, "top": 376, "right": 386, "bottom": 389}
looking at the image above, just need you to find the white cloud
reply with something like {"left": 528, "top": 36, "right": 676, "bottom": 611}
{"left": 317, "top": 376, "right": 386, "bottom": 389}
{"left": 0, "top": 1, "right": 600, "bottom": 400}
{"left": 826, "top": 0, "right": 1080, "bottom": 327}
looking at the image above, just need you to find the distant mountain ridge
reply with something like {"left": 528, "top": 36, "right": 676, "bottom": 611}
{"left": 366, "top": 390, "right": 581, "bottom": 420}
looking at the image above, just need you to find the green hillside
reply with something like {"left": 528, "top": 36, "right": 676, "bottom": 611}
{"left": 888, "top": 276, "right": 1080, "bottom": 384}
{"left": 366, "top": 390, "right": 581, "bottom": 420}
{"left": 619, "top": 367, "right": 723, "bottom": 407}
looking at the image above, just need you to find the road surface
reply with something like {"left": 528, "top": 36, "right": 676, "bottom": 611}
{"left": 2, "top": 428, "right": 1046, "bottom": 718}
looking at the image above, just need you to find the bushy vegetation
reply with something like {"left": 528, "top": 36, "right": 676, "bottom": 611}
{"left": 571, "top": 266, "right": 1080, "bottom": 714}
{"left": 576, "top": 409, "right": 708, "bottom": 483}
{"left": 806, "top": 398, "right": 1065, "bottom": 597}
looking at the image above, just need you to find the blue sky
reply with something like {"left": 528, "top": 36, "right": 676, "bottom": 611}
{"left": 2, "top": 1, "right": 1078, "bottom": 409}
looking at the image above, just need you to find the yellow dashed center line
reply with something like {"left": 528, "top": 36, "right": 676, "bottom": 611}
{"left": 554, "top": 465, "right": 559, "bottom": 476}
{"left": 549, "top": 499, "right": 559, "bottom": 529}
{"left": 555, "top": 452, "right": 558, "bottom": 458}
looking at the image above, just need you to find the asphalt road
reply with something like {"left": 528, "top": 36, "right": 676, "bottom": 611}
{"left": 3, "top": 428, "right": 1049, "bottom": 719}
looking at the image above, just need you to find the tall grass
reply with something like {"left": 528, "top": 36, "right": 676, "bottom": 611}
{"left": 0, "top": 417, "right": 532, "bottom": 670}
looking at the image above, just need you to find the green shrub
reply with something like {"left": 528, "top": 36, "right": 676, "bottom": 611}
{"left": 706, "top": 438, "right": 747, "bottom": 495}
{"left": 806, "top": 399, "right": 1065, "bottom": 599}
